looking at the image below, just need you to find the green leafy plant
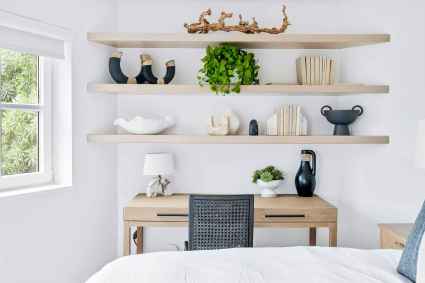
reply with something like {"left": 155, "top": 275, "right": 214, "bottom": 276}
{"left": 252, "top": 166, "right": 284, "bottom": 183}
{"left": 198, "top": 44, "right": 260, "bottom": 95}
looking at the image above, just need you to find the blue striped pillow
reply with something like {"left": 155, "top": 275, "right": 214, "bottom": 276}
{"left": 398, "top": 201, "right": 425, "bottom": 282}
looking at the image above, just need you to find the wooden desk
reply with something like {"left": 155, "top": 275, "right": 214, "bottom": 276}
{"left": 379, "top": 223, "right": 413, "bottom": 249}
{"left": 123, "top": 194, "right": 338, "bottom": 255}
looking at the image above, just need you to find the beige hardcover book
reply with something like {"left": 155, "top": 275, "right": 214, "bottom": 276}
{"left": 296, "top": 58, "right": 302, "bottom": 84}
{"left": 295, "top": 105, "right": 301, "bottom": 136}
{"left": 289, "top": 105, "right": 294, "bottom": 136}
{"left": 321, "top": 57, "right": 325, "bottom": 85}
{"left": 330, "top": 59, "right": 336, "bottom": 84}
{"left": 300, "top": 56, "right": 307, "bottom": 84}
{"left": 315, "top": 56, "right": 320, "bottom": 84}
{"left": 325, "top": 58, "right": 331, "bottom": 85}
{"left": 280, "top": 107, "right": 284, "bottom": 136}
{"left": 306, "top": 56, "right": 311, "bottom": 85}
{"left": 283, "top": 105, "right": 289, "bottom": 136}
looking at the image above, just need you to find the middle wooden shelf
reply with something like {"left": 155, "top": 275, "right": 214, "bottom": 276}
{"left": 87, "top": 134, "right": 390, "bottom": 145}
{"left": 88, "top": 83, "right": 389, "bottom": 96}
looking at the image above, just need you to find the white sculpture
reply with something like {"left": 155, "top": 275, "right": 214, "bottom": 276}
{"left": 113, "top": 115, "right": 175, "bottom": 134}
{"left": 207, "top": 110, "right": 240, "bottom": 136}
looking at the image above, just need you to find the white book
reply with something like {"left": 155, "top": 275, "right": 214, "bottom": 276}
{"left": 306, "top": 56, "right": 311, "bottom": 85}
{"left": 292, "top": 105, "right": 297, "bottom": 135}
{"left": 283, "top": 105, "right": 289, "bottom": 136}
{"left": 315, "top": 56, "right": 320, "bottom": 84}
{"left": 295, "top": 105, "right": 301, "bottom": 136}
{"left": 330, "top": 59, "right": 336, "bottom": 84}
{"left": 280, "top": 107, "right": 284, "bottom": 136}
{"left": 325, "top": 58, "right": 331, "bottom": 85}
{"left": 300, "top": 56, "right": 307, "bottom": 84}
{"left": 288, "top": 105, "right": 293, "bottom": 136}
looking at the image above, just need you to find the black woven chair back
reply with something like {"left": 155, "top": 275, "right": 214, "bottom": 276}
{"left": 188, "top": 194, "right": 254, "bottom": 251}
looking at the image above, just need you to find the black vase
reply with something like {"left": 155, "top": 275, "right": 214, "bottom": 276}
{"left": 249, "top": 119, "right": 258, "bottom": 136}
{"left": 295, "top": 150, "right": 316, "bottom": 197}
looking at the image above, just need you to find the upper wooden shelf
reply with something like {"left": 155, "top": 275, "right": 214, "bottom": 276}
{"left": 87, "top": 33, "right": 390, "bottom": 49}
{"left": 87, "top": 134, "right": 390, "bottom": 145}
{"left": 88, "top": 83, "right": 389, "bottom": 96}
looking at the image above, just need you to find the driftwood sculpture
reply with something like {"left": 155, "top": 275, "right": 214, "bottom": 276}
{"left": 184, "top": 5, "right": 289, "bottom": 34}
{"left": 109, "top": 52, "right": 175, "bottom": 84}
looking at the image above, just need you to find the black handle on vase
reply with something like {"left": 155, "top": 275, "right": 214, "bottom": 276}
{"left": 320, "top": 105, "right": 332, "bottom": 116}
{"left": 352, "top": 105, "right": 364, "bottom": 116}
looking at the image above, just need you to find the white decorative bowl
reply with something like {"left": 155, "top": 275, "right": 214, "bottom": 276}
{"left": 256, "top": 179, "right": 282, "bottom": 198}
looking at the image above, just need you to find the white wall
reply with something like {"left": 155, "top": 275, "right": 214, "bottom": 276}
{"left": 0, "top": 0, "right": 117, "bottom": 282}
{"left": 115, "top": 0, "right": 425, "bottom": 254}
{"left": 1, "top": 0, "right": 425, "bottom": 281}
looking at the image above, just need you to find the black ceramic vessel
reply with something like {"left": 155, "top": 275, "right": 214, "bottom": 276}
{"left": 249, "top": 120, "right": 258, "bottom": 136}
{"left": 295, "top": 150, "right": 316, "bottom": 197}
{"left": 320, "top": 105, "right": 363, "bottom": 135}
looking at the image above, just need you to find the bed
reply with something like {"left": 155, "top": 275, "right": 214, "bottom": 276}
{"left": 87, "top": 247, "right": 411, "bottom": 283}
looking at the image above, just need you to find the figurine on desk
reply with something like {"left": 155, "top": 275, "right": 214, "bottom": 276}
{"left": 143, "top": 153, "right": 175, "bottom": 197}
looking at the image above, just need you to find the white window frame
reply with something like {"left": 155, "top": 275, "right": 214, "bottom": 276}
{"left": 0, "top": 56, "right": 53, "bottom": 190}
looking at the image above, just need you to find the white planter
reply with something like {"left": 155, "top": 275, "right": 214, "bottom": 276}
{"left": 256, "top": 179, "right": 282, "bottom": 198}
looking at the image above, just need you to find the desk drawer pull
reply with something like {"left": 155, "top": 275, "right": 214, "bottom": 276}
{"left": 265, "top": 214, "right": 305, "bottom": 218}
{"left": 156, "top": 213, "right": 188, "bottom": 217}
{"left": 394, "top": 241, "right": 405, "bottom": 248}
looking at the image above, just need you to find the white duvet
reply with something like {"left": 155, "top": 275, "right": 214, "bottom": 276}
{"left": 87, "top": 247, "right": 410, "bottom": 283}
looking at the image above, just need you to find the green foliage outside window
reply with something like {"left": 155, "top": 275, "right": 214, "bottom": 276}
{"left": 0, "top": 48, "right": 39, "bottom": 176}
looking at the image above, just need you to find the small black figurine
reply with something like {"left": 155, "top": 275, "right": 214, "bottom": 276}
{"left": 249, "top": 119, "right": 259, "bottom": 136}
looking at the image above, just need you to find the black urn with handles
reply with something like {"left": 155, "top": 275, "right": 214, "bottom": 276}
{"left": 320, "top": 105, "right": 363, "bottom": 135}
{"left": 295, "top": 150, "right": 316, "bottom": 197}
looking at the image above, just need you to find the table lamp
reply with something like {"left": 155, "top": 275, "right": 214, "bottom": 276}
{"left": 416, "top": 119, "right": 425, "bottom": 169}
{"left": 143, "top": 153, "right": 175, "bottom": 197}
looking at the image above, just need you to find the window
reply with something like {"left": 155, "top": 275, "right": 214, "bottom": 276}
{"left": 0, "top": 48, "right": 52, "bottom": 189}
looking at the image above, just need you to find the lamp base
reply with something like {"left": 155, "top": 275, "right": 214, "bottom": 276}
{"left": 146, "top": 175, "right": 171, "bottom": 197}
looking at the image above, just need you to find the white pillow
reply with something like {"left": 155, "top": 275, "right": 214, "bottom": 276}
{"left": 417, "top": 235, "right": 425, "bottom": 283}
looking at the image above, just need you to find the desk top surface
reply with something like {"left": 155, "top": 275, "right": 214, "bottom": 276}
{"left": 127, "top": 194, "right": 336, "bottom": 210}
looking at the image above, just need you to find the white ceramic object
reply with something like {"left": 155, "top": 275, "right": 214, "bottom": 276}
{"left": 114, "top": 115, "right": 175, "bottom": 134}
{"left": 208, "top": 115, "right": 229, "bottom": 136}
{"left": 207, "top": 110, "right": 240, "bottom": 136}
{"left": 256, "top": 179, "right": 282, "bottom": 198}
{"left": 224, "top": 110, "right": 240, "bottom": 135}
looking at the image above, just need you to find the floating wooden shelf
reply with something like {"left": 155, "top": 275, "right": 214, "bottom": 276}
{"left": 88, "top": 83, "right": 389, "bottom": 96}
{"left": 87, "top": 33, "right": 390, "bottom": 49}
{"left": 87, "top": 134, "right": 390, "bottom": 145}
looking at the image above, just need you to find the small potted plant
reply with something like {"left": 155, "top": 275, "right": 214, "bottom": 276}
{"left": 252, "top": 166, "right": 284, "bottom": 197}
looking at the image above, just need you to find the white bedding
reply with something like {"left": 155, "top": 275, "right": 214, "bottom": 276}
{"left": 87, "top": 247, "right": 410, "bottom": 283}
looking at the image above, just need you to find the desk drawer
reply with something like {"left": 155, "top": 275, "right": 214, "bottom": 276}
{"left": 256, "top": 208, "right": 336, "bottom": 223}
{"left": 124, "top": 207, "right": 188, "bottom": 222}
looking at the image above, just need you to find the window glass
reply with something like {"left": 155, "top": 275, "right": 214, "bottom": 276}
{"left": 0, "top": 48, "right": 38, "bottom": 104}
{"left": 1, "top": 109, "right": 39, "bottom": 176}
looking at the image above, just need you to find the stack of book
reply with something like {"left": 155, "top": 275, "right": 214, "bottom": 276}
{"left": 266, "top": 105, "right": 308, "bottom": 136}
{"left": 296, "top": 56, "right": 336, "bottom": 85}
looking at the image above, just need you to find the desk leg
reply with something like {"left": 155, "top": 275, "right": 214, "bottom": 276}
{"left": 329, "top": 223, "right": 337, "bottom": 247}
{"left": 309, "top": 227, "right": 317, "bottom": 246}
{"left": 123, "top": 221, "right": 131, "bottom": 256}
{"left": 136, "top": 226, "right": 143, "bottom": 254}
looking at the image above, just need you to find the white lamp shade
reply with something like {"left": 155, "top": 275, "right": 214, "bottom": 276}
{"left": 416, "top": 119, "right": 425, "bottom": 169}
{"left": 144, "top": 153, "right": 175, "bottom": 176}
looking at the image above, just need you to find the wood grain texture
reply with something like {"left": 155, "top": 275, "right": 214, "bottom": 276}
{"left": 87, "top": 134, "right": 390, "bottom": 145}
{"left": 88, "top": 83, "right": 389, "bottom": 96}
{"left": 379, "top": 223, "right": 413, "bottom": 249}
{"left": 87, "top": 33, "right": 390, "bottom": 49}
{"left": 124, "top": 194, "right": 338, "bottom": 254}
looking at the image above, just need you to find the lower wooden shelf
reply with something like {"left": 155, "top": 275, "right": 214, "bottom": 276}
{"left": 87, "top": 134, "right": 390, "bottom": 144}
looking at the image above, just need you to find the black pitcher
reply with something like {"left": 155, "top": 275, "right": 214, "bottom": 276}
{"left": 295, "top": 150, "right": 316, "bottom": 197}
